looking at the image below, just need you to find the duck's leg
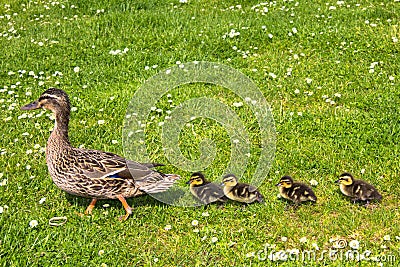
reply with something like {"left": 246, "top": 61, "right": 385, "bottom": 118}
{"left": 117, "top": 195, "right": 132, "bottom": 221}
{"left": 84, "top": 198, "right": 97, "bottom": 215}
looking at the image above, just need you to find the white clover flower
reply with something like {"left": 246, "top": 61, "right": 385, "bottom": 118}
{"left": 294, "top": 89, "right": 300, "bottom": 94}
{"left": 0, "top": 206, "right": 3, "bottom": 213}
{"left": 232, "top": 102, "right": 243, "bottom": 107}
{"left": 281, "top": 236, "right": 288, "bottom": 242}
{"left": 389, "top": 76, "right": 395, "bottom": 81}
{"left": 164, "top": 224, "right": 172, "bottom": 231}
{"left": 310, "top": 179, "right": 318, "bottom": 186}
{"left": 305, "top": 78, "right": 312, "bottom": 84}
{"left": 98, "top": 250, "right": 105, "bottom": 256}
{"left": 201, "top": 211, "right": 209, "bottom": 217}
{"left": 383, "top": 235, "right": 390, "bottom": 241}
{"left": 299, "top": 237, "right": 308, "bottom": 243}
{"left": 246, "top": 252, "right": 255, "bottom": 258}
{"left": 29, "top": 220, "right": 38, "bottom": 228}
{"left": 73, "top": 66, "right": 80, "bottom": 73}
{"left": 97, "top": 120, "right": 105, "bottom": 125}
{"left": 39, "top": 197, "right": 46, "bottom": 204}
{"left": 191, "top": 220, "right": 199, "bottom": 226}
{"left": 269, "top": 72, "right": 277, "bottom": 79}
{"left": 292, "top": 27, "right": 298, "bottom": 34}
{"left": 211, "top": 237, "right": 218, "bottom": 243}
{"left": 334, "top": 93, "right": 342, "bottom": 98}
{"left": 349, "top": 240, "right": 359, "bottom": 250}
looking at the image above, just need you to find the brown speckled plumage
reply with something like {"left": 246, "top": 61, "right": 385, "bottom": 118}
{"left": 21, "top": 88, "right": 179, "bottom": 220}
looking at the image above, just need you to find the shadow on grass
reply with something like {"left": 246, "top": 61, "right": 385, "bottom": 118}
{"left": 64, "top": 192, "right": 176, "bottom": 212}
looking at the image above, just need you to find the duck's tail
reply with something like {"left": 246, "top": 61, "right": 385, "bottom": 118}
{"left": 137, "top": 173, "right": 180, "bottom": 194}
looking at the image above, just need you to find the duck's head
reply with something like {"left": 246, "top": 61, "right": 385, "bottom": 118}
{"left": 335, "top": 173, "right": 354, "bottom": 185}
{"left": 276, "top": 176, "right": 293, "bottom": 188}
{"left": 186, "top": 172, "right": 206, "bottom": 186}
{"left": 221, "top": 174, "right": 238, "bottom": 187}
{"left": 21, "top": 88, "right": 70, "bottom": 113}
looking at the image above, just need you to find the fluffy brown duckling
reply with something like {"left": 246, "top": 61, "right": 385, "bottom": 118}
{"left": 335, "top": 172, "right": 382, "bottom": 204}
{"left": 276, "top": 176, "right": 317, "bottom": 206}
{"left": 221, "top": 174, "right": 264, "bottom": 204}
{"left": 187, "top": 172, "right": 227, "bottom": 205}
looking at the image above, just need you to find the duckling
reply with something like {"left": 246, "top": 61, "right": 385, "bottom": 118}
{"left": 276, "top": 176, "right": 317, "bottom": 206}
{"left": 221, "top": 174, "right": 264, "bottom": 204}
{"left": 21, "top": 88, "right": 180, "bottom": 221}
{"left": 186, "top": 172, "right": 227, "bottom": 205}
{"left": 335, "top": 173, "right": 382, "bottom": 204}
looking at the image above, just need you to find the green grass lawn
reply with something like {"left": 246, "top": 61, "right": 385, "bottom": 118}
{"left": 1, "top": 0, "right": 400, "bottom": 266}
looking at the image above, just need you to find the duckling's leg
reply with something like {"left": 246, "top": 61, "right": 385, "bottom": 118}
{"left": 117, "top": 195, "right": 132, "bottom": 221}
{"left": 84, "top": 198, "right": 97, "bottom": 215}
{"left": 293, "top": 202, "right": 300, "bottom": 210}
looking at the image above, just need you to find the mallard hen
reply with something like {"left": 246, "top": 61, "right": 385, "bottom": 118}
{"left": 21, "top": 88, "right": 180, "bottom": 220}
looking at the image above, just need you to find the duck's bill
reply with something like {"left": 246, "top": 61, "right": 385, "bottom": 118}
{"left": 275, "top": 183, "right": 282, "bottom": 187}
{"left": 21, "top": 101, "right": 40, "bottom": 110}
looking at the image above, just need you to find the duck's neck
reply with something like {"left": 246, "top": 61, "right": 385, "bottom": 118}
{"left": 50, "top": 109, "right": 71, "bottom": 145}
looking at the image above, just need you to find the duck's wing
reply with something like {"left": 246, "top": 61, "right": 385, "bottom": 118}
{"left": 69, "top": 149, "right": 179, "bottom": 193}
